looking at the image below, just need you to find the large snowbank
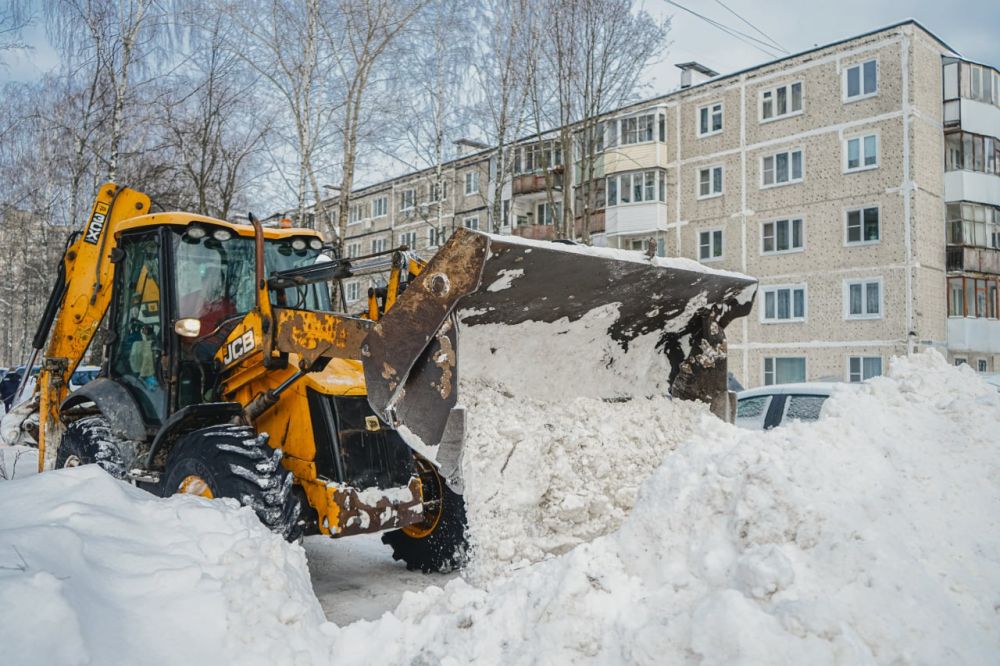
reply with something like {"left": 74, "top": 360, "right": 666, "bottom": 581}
{"left": 1, "top": 350, "right": 998, "bottom": 665}
{"left": 330, "top": 351, "right": 1000, "bottom": 664}
{"left": 0, "top": 466, "right": 330, "bottom": 666}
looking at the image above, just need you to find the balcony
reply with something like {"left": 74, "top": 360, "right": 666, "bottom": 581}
{"left": 947, "top": 245, "right": 1000, "bottom": 274}
{"left": 511, "top": 167, "right": 563, "bottom": 195}
{"left": 948, "top": 317, "right": 1000, "bottom": 354}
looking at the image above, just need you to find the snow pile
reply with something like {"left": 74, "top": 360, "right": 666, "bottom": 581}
{"left": 328, "top": 351, "right": 1000, "bottom": 664}
{"left": 0, "top": 466, "right": 330, "bottom": 666}
{"left": 460, "top": 378, "right": 707, "bottom": 580}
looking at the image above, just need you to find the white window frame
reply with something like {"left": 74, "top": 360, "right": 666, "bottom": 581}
{"left": 697, "top": 165, "right": 724, "bottom": 199}
{"left": 759, "top": 284, "right": 807, "bottom": 323}
{"left": 843, "top": 132, "right": 879, "bottom": 173}
{"left": 370, "top": 238, "right": 387, "bottom": 254}
{"left": 605, "top": 169, "right": 666, "bottom": 207}
{"left": 428, "top": 226, "right": 448, "bottom": 248}
{"left": 345, "top": 281, "right": 360, "bottom": 303}
{"left": 463, "top": 215, "right": 479, "bottom": 230}
{"left": 760, "top": 148, "right": 804, "bottom": 189}
{"left": 697, "top": 102, "right": 723, "bottom": 137}
{"left": 759, "top": 81, "right": 803, "bottom": 123}
{"left": 398, "top": 230, "right": 417, "bottom": 249}
{"left": 843, "top": 277, "right": 883, "bottom": 320}
{"left": 844, "top": 205, "right": 881, "bottom": 246}
{"left": 346, "top": 241, "right": 362, "bottom": 258}
{"left": 847, "top": 355, "right": 883, "bottom": 382}
{"left": 464, "top": 171, "right": 479, "bottom": 196}
{"left": 844, "top": 58, "right": 878, "bottom": 102}
{"left": 763, "top": 356, "right": 807, "bottom": 386}
{"left": 619, "top": 112, "right": 657, "bottom": 146}
{"left": 372, "top": 196, "right": 388, "bottom": 218}
{"left": 348, "top": 202, "right": 367, "bottom": 226}
{"left": 399, "top": 188, "right": 416, "bottom": 212}
{"left": 698, "top": 228, "right": 724, "bottom": 262}
{"left": 977, "top": 358, "right": 989, "bottom": 372}
{"left": 760, "top": 217, "right": 805, "bottom": 255}
{"left": 954, "top": 357, "right": 968, "bottom": 366}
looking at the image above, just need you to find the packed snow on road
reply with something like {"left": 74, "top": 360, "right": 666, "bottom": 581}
{"left": 1, "top": 350, "right": 998, "bottom": 665}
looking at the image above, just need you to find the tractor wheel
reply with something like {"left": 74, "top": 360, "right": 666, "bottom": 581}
{"left": 162, "top": 425, "right": 304, "bottom": 540}
{"left": 382, "top": 457, "right": 468, "bottom": 573}
{"left": 55, "top": 415, "right": 130, "bottom": 479}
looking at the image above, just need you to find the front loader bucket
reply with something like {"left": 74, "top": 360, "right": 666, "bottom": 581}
{"left": 363, "top": 230, "right": 756, "bottom": 454}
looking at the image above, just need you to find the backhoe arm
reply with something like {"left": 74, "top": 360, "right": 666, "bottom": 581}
{"left": 34, "top": 183, "right": 151, "bottom": 470}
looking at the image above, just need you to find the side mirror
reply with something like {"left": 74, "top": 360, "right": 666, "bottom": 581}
{"left": 174, "top": 318, "right": 201, "bottom": 338}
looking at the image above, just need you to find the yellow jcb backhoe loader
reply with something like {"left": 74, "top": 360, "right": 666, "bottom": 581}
{"left": 3, "top": 183, "right": 756, "bottom": 572}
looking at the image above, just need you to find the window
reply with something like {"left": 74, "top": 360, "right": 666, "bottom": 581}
{"left": 848, "top": 356, "right": 882, "bottom": 382}
{"left": 428, "top": 226, "right": 449, "bottom": 247}
{"left": 464, "top": 171, "right": 479, "bottom": 195}
{"left": 846, "top": 206, "right": 880, "bottom": 244}
{"left": 947, "top": 276, "right": 1000, "bottom": 318}
{"left": 516, "top": 141, "right": 562, "bottom": 174}
{"left": 399, "top": 189, "right": 416, "bottom": 211}
{"left": 947, "top": 202, "right": 1000, "bottom": 249}
{"left": 429, "top": 181, "right": 449, "bottom": 203}
{"left": 398, "top": 231, "right": 417, "bottom": 249}
{"left": 605, "top": 170, "right": 666, "bottom": 206}
{"left": 845, "top": 59, "right": 877, "bottom": 100}
{"left": 346, "top": 241, "right": 361, "bottom": 258}
{"left": 463, "top": 216, "right": 479, "bottom": 230}
{"left": 345, "top": 282, "right": 360, "bottom": 303}
{"left": 736, "top": 395, "right": 771, "bottom": 429}
{"left": 761, "top": 218, "right": 803, "bottom": 254}
{"left": 954, "top": 357, "right": 968, "bottom": 366}
{"left": 944, "top": 131, "right": 1000, "bottom": 176}
{"left": 760, "top": 82, "right": 803, "bottom": 121}
{"left": 372, "top": 196, "right": 388, "bottom": 218}
{"left": 699, "top": 229, "right": 723, "bottom": 261}
{"left": 978, "top": 359, "right": 989, "bottom": 372}
{"left": 348, "top": 202, "right": 367, "bottom": 225}
{"left": 698, "top": 102, "right": 723, "bottom": 136}
{"left": 536, "top": 202, "right": 561, "bottom": 225}
{"left": 763, "top": 357, "right": 806, "bottom": 385}
{"left": 845, "top": 134, "right": 878, "bottom": 171}
{"left": 761, "top": 149, "right": 803, "bottom": 187}
{"left": 698, "top": 166, "right": 724, "bottom": 198}
{"left": 784, "top": 395, "right": 826, "bottom": 422}
{"left": 371, "top": 238, "right": 387, "bottom": 254}
{"left": 620, "top": 113, "right": 655, "bottom": 145}
{"left": 761, "top": 285, "right": 806, "bottom": 322}
{"left": 844, "top": 278, "right": 882, "bottom": 319}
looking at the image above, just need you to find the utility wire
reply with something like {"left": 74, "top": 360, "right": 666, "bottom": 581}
{"left": 712, "top": 0, "right": 788, "bottom": 53}
{"left": 661, "top": 0, "right": 784, "bottom": 59}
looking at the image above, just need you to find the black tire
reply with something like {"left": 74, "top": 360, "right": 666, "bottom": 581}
{"left": 162, "top": 425, "right": 304, "bottom": 540}
{"left": 382, "top": 458, "right": 468, "bottom": 573}
{"left": 55, "top": 415, "right": 129, "bottom": 479}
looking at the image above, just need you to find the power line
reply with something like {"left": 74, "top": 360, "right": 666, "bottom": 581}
{"left": 712, "top": 0, "right": 788, "bottom": 53}
{"left": 661, "top": 0, "right": 785, "bottom": 60}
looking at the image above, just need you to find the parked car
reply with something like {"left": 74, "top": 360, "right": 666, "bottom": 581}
{"left": 70, "top": 365, "right": 101, "bottom": 391}
{"left": 735, "top": 383, "right": 838, "bottom": 430}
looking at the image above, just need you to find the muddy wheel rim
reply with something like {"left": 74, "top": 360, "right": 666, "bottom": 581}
{"left": 177, "top": 474, "right": 214, "bottom": 499}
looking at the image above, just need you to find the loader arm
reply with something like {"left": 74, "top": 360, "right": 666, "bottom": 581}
{"left": 33, "top": 183, "right": 152, "bottom": 470}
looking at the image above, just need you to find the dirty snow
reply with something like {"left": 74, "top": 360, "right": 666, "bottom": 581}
{"left": 1, "top": 350, "right": 998, "bottom": 665}
{"left": 459, "top": 303, "right": 675, "bottom": 401}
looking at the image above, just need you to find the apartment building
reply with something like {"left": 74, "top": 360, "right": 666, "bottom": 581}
{"left": 317, "top": 20, "right": 1000, "bottom": 388}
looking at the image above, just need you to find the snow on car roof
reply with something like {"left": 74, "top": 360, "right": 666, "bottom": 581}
{"left": 736, "top": 381, "right": 844, "bottom": 398}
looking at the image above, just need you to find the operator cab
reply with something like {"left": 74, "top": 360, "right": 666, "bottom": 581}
{"left": 107, "top": 219, "right": 326, "bottom": 426}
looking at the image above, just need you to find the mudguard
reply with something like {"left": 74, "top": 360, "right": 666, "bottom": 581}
{"left": 61, "top": 378, "right": 147, "bottom": 442}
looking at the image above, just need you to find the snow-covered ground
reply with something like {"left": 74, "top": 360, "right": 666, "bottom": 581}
{"left": 1, "top": 350, "right": 998, "bottom": 664}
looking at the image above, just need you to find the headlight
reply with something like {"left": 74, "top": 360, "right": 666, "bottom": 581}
{"left": 309, "top": 238, "right": 323, "bottom": 250}
{"left": 212, "top": 229, "right": 232, "bottom": 241}
{"left": 186, "top": 225, "right": 206, "bottom": 239}
{"left": 291, "top": 238, "right": 307, "bottom": 251}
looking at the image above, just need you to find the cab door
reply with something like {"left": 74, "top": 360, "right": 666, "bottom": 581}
{"left": 108, "top": 231, "right": 168, "bottom": 425}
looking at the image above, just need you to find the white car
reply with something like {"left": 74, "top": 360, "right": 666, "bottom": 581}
{"left": 735, "top": 383, "right": 838, "bottom": 430}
